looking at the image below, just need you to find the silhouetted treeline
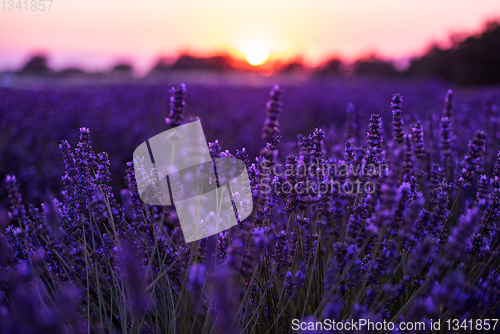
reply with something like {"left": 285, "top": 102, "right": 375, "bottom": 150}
{"left": 406, "top": 21, "right": 500, "bottom": 86}
{"left": 11, "top": 21, "right": 500, "bottom": 86}
{"left": 311, "top": 21, "right": 500, "bottom": 85}
{"left": 150, "top": 54, "right": 236, "bottom": 74}
{"left": 314, "top": 56, "right": 400, "bottom": 78}
{"left": 13, "top": 55, "right": 130, "bottom": 78}
{"left": 19, "top": 55, "right": 50, "bottom": 75}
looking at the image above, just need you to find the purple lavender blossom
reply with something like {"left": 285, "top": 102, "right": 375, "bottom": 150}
{"left": 412, "top": 121, "right": 426, "bottom": 160}
{"left": 5, "top": 175, "right": 25, "bottom": 221}
{"left": 362, "top": 114, "right": 383, "bottom": 178}
{"left": 345, "top": 140, "right": 354, "bottom": 160}
{"left": 166, "top": 83, "right": 187, "bottom": 128}
{"left": 440, "top": 116, "right": 452, "bottom": 159}
{"left": 273, "top": 230, "right": 289, "bottom": 278}
{"left": 444, "top": 89, "right": 453, "bottom": 118}
{"left": 457, "top": 130, "right": 486, "bottom": 189}
{"left": 2, "top": 82, "right": 500, "bottom": 333}
{"left": 446, "top": 207, "right": 480, "bottom": 257}
{"left": 261, "top": 84, "right": 283, "bottom": 144}
{"left": 391, "top": 93, "right": 404, "bottom": 144}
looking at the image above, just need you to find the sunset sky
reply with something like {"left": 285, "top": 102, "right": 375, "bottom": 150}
{"left": 1, "top": 0, "right": 499, "bottom": 74}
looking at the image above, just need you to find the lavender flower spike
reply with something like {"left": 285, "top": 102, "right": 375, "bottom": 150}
{"left": 391, "top": 93, "right": 404, "bottom": 144}
{"left": 412, "top": 121, "right": 426, "bottom": 160}
{"left": 262, "top": 84, "right": 283, "bottom": 144}
{"left": 166, "top": 83, "right": 187, "bottom": 128}
{"left": 446, "top": 207, "right": 480, "bottom": 257}
{"left": 457, "top": 130, "right": 486, "bottom": 190}
{"left": 345, "top": 140, "right": 354, "bottom": 160}
{"left": 367, "top": 114, "right": 383, "bottom": 155}
{"left": 444, "top": 89, "right": 453, "bottom": 118}
{"left": 260, "top": 84, "right": 283, "bottom": 160}
{"left": 440, "top": 115, "right": 452, "bottom": 158}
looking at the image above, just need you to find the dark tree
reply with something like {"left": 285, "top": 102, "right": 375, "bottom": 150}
{"left": 19, "top": 55, "right": 50, "bottom": 74}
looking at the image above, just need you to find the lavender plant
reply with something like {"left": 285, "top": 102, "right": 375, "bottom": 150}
{"left": 391, "top": 93, "right": 404, "bottom": 144}
{"left": 1, "top": 83, "right": 500, "bottom": 334}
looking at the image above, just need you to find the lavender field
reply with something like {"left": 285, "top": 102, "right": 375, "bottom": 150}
{"left": 1, "top": 78, "right": 500, "bottom": 333}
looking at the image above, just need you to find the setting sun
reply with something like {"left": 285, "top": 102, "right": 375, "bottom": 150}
{"left": 244, "top": 43, "right": 269, "bottom": 66}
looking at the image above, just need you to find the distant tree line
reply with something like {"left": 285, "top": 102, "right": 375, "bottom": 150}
{"left": 12, "top": 21, "right": 500, "bottom": 86}
{"left": 316, "top": 21, "right": 500, "bottom": 86}
{"left": 406, "top": 21, "right": 500, "bottom": 86}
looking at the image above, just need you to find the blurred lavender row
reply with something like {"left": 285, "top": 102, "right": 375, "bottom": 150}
{"left": 1, "top": 79, "right": 499, "bottom": 206}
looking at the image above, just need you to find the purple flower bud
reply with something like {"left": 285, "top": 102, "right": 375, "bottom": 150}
{"left": 411, "top": 121, "right": 426, "bottom": 160}
{"left": 457, "top": 130, "right": 486, "bottom": 190}
{"left": 4, "top": 175, "right": 25, "bottom": 221}
{"left": 345, "top": 140, "right": 354, "bottom": 160}
{"left": 391, "top": 93, "right": 404, "bottom": 144}
{"left": 440, "top": 116, "right": 452, "bottom": 158}
{"left": 446, "top": 207, "right": 480, "bottom": 257}
{"left": 166, "top": 83, "right": 187, "bottom": 128}
{"left": 444, "top": 89, "right": 453, "bottom": 118}
{"left": 261, "top": 84, "right": 283, "bottom": 144}
{"left": 273, "top": 230, "right": 289, "bottom": 278}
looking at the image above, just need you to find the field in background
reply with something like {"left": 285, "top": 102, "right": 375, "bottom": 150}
{"left": 1, "top": 77, "right": 499, "bottom": 206}
{"left": 1, "top": 75, "right": 500, "bottom": 333}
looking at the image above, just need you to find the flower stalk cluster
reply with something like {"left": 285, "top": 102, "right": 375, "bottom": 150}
{"left": 1, "top": 86, "right": 500, "bottom": 334}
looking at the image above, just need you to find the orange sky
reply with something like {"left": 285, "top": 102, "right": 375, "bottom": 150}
{"left": 1, "top": 0, "right": 499, "bottom": 74}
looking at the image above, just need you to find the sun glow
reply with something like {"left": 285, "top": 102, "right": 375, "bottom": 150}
{"left": 244, "top": 42, "right": 269, "bottom": 66}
